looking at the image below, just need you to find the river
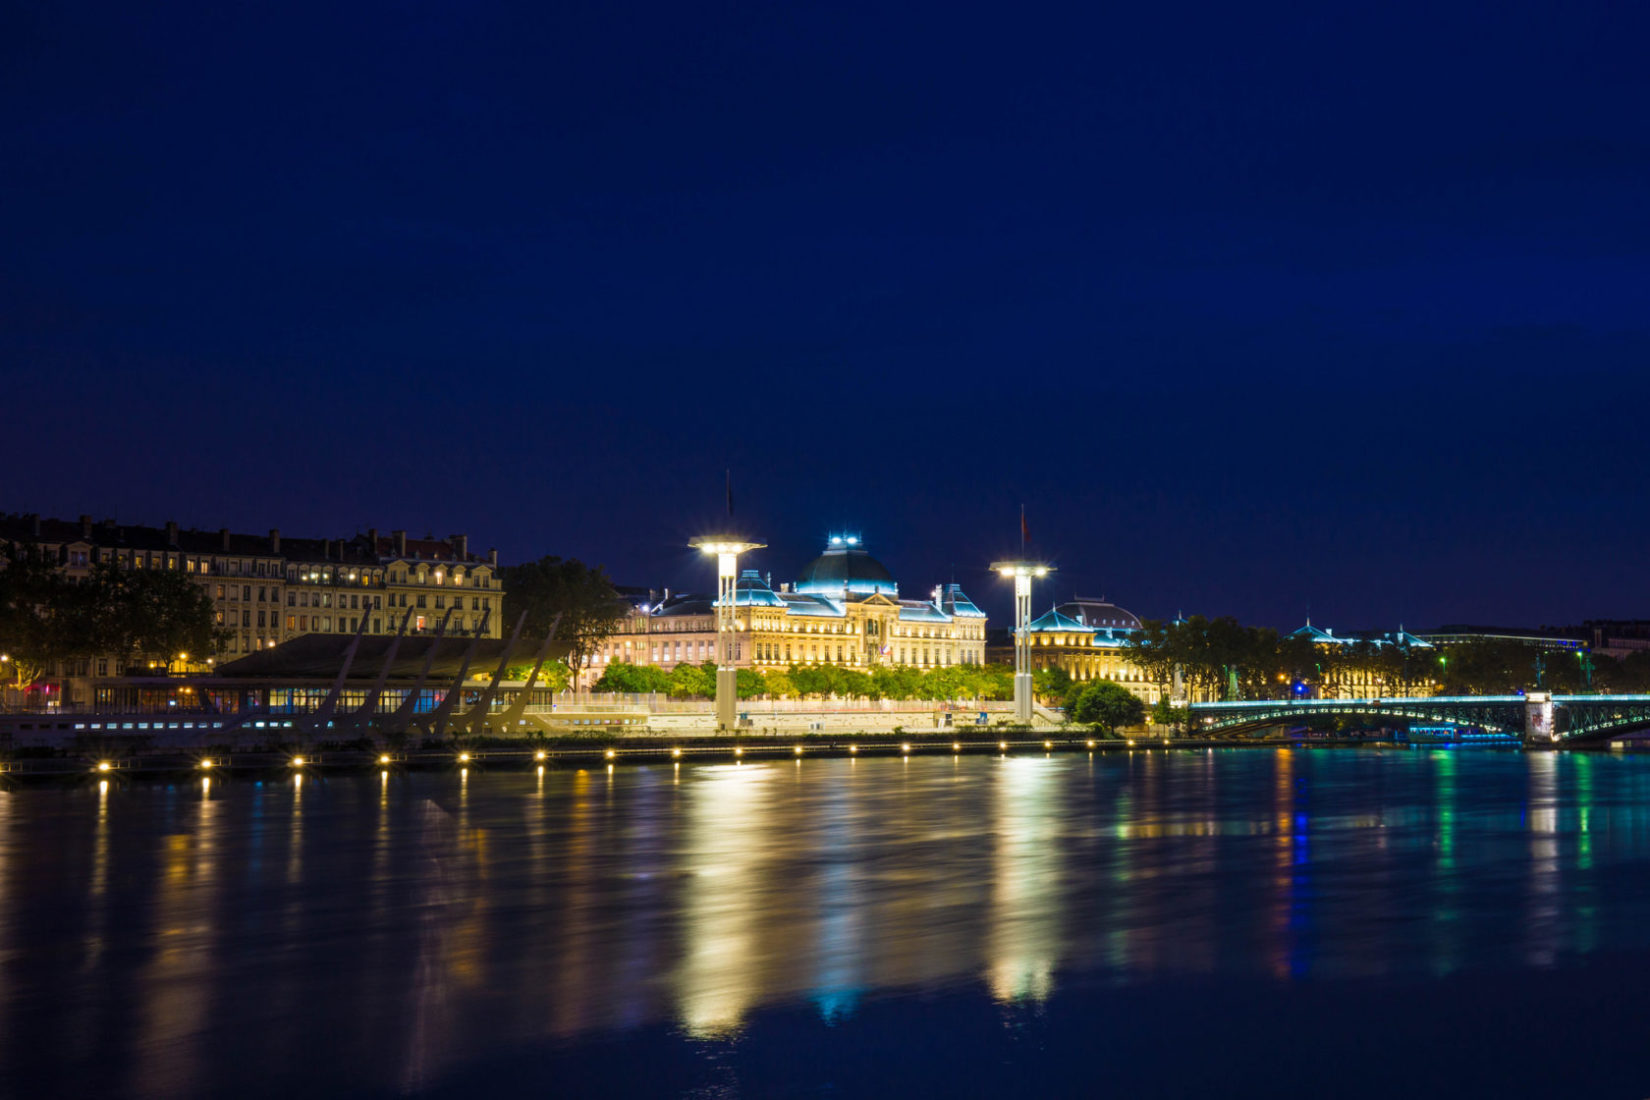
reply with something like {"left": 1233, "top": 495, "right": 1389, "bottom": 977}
{"left": 4, "top": 748, "right": 1650, "bottom": 1097}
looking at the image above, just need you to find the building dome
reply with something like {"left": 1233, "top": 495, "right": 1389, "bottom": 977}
{"left": 1053, "top": 598, "right": 1143, "bottom": 632}
{"left": 794, "top": 534, "right": 898, "bottom": 597}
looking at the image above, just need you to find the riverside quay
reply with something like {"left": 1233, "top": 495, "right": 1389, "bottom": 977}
{"left": 0, "top": 631, "right": 1023, "bottom": 751}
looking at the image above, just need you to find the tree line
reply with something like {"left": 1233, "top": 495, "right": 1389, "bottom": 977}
{"left": 592, "top": 659, "right": 1016, "bottom": 702}
{"left": 0, "top": 546, "right": 223, "bottom": 691}
{"left": 592, "top": 659, "right": 1150, "bottom": 733}
{"left": 1125, "top": 615, "right": 1646, "bottom": 699}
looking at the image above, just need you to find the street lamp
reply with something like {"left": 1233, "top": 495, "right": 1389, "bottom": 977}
{"left": 991, "top": 560, "right": 1053, "bottom": 723}
{"left": 690, "top": 536, "right": 765, "bottom": 731}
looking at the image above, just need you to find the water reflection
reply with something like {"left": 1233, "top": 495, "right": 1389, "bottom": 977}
{"left": 132, "top": 781, "right": 221, "bottom": 1098}
{"left": 1526, "top": 752, "right": 1560, "bottom": 968}
{"left": 676, "top": 764, "right": 772, "bottom": 1037}
{"left": 5, "top": 750, "right": 1650, "bottom": 1098}
{"left": 986, "top": 758, "right": 1062, "bottom": 1004}
{"left": 808, "top": 765, "right": 864, "bottom": 1024}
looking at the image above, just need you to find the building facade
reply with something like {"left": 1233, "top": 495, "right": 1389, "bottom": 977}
{"left": 990, "top": 597, "right": 1168, "bottom": 704}
{"left": 0, "top": 513, "right": 502, "bottom": 704}
{"left": 595, "top": 535, "right": 988, "bottom": 681}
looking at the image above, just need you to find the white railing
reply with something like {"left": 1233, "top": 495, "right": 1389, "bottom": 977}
{"left": 546, "top": 692, "right": 1016, "bottom": 715}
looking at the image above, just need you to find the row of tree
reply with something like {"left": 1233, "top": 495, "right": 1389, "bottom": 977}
{"left": 1126, "top": 615, "right": 1443, "bottom": 700}
{"left": 589, "top": 659, "right": 1151, "bottom": 732}
{"left": 1124, "top": 615, "right": 1650, "bottom": 698}
{"left": 592, "top": 659, "right": 1018, "bottom": 702}
{"left": 0, "top": 548, "right": 223, "bottom": 691}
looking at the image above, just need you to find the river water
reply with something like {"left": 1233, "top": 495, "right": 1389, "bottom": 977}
{"left": 4, "top": 748, "right": 1650, "bottom": 1098}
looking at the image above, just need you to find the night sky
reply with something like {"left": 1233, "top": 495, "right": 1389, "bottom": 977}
{"left": 5, "top": 2, "right": 1647, "bottom": 630}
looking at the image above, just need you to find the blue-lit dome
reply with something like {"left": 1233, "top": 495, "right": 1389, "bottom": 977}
{"left": 794, "top": 534, "right": 898, "bottom": 597}
{"left": 734, "top": 569, "right": 786, "bottom": 607}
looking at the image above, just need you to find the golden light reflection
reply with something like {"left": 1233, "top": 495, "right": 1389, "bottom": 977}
{"left": 549, "top": 770, "right": 598, "bottom": 1039}
{"left": 986, "top": 757, "right": 1062, "bottom": 1004}
{"left": 676, "top": 764, "right": 773, "bottom": 1037}
{"left": 84, "top": 777, "right": 111, "bottom": 961}
{"left": 1268, "top": 748, "right": 1293, "bottom": 980}
{"left": 132, "top": 782, "right": 220, "bottom": 1098}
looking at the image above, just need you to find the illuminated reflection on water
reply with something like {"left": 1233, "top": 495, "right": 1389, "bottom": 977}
{"left": 5, "top": 750, "right": 1650, "bottom": 1097}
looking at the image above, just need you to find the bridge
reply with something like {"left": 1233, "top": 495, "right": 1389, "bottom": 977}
{"left": 1188, "top": 694, "right": 1650, "bottom": 745}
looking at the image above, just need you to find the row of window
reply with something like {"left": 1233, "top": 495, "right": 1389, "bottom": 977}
{"left": 65, "top": 547, "right": 496, "bottom": 586}
{"left": 631, "top": 617, "right": 971, "bottom": 639}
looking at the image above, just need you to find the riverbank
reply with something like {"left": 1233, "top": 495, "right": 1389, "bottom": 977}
{"left": 0, "top": 731, "right": 1529, "bottom": 782}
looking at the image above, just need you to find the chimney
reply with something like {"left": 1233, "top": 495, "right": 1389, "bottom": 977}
{"left": 393, "top": 529, "right": 407, "bottom": 557}
{"left": 367, "top": 528, "right": 379, "bottom": 553}
{"left": 219, "top": 527, "right": 231, "bottom": 551}
{"left": 269, "top": 528, "right": 281, "bottom": 554}
{"left": 80, "top": 514, "right": 93, "bottom": 539}
{"left": 489, "top": 547, "right": 498, "bottom": 568}
{"left": 27, "top": 513, "right": 40, "bottom": 538}
{"left": 166, "top": 520, "right": 179, "bottom": 547}
{"left": 450, "top": 534, "right": 468, "bottom": 560}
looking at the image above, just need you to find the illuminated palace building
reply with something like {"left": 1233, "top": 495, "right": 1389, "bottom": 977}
{"left": 1012, "top": 598, "right": 1164, "bottom": 704}
{"left": 602, "top": 535, "right": 988, "bottom": 676}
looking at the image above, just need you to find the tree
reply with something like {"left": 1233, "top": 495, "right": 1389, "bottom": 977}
{"left": 1, "top": 549, "right": 224, "bottom": 695}
{"left": 592, "top": 660, "right": 669, "bottom": 694}
{"left": 1277, "top": 632, "right": 1321, "bottom": 696}
{"left": 972, "top": 663, "right": 1014, "bottom": 700}
{"left": 1069, "top": 680, "right": 1146, "bottom": 733}
{"left": 1032, "top": 665, "right": 1074, "bottom": 706}
{"left": 735, "top": 668, "right": 765, "bottom": 699}
{"left": 505, "top": 659, "right": 571, "bottom": 692}
{"left": 500, "top": 556, "right": 628, "bottom": 685}
{"left": 1149, "top": 695, "right": 1185, "bottom": 732}
{"left": 667, "top": 661, "right": 712, "bottom": 698}
{"left": 788, "top": 664, "right": 830, "bottom": 698}
{"left": 762, "top": 670, "right": 797, "bottom": 698}
{"left": 835, "top": 668, "right": 874, "bottom": 699}
{"left": 96, "top": 564, "right": 223, "bottom": 671}
{"left": 1128, "top": 619, "right": 1181, "bottom": 700}
{"left": 0, "top": 544, "right": 65, "bottom": 691}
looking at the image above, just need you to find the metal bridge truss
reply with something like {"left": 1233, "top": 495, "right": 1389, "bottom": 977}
{"left": 1191, "top": 696, "right": 1530, "bottom": 738}
{"left": 1548, "top": 696, "right": 1650, "bottom": 742}
{"left": 1190, "top": 695, "right": 1650, "bottom": 742}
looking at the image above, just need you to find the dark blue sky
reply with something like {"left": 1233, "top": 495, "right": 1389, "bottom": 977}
{"left": 4, "top": 1, "right": 1647, "bottom": 629}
